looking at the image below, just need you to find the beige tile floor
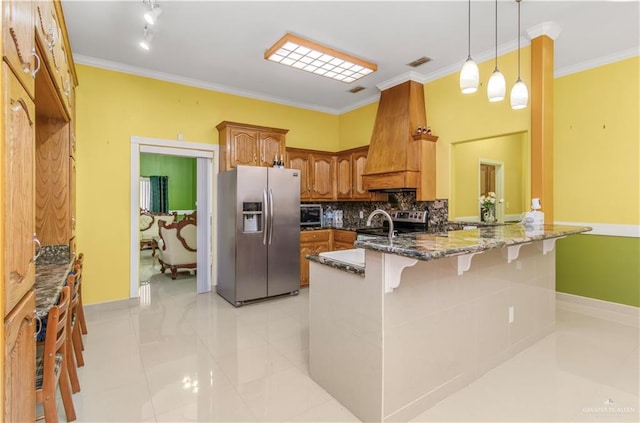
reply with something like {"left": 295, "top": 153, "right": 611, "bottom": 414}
{"left": 51, "top": 250, "right": 639, "bottom": 422}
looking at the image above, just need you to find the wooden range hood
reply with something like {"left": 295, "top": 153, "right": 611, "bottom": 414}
{"left": 362, "top": 80, "right": 438, "bottom": 201}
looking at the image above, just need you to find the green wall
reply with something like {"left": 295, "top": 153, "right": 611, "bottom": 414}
{"left": 557, "top": 235, "right": 640, "bottom": 307}
{"left": 140, "top": 153, "right": 196, "bottom": 210}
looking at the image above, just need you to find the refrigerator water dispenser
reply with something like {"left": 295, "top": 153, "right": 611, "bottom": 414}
{"left": 242, "top": 202, "right": 262, "bottom": 233}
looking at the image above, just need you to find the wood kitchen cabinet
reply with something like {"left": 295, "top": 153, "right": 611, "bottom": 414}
{"left": 299, "top": 229, "right": 357, "bottom": 286}
{"left": 2, "top": 0, "right": 35, "bottom": 98}
{"left": 3, "top": 64, "right": 37, "bottom": 315}
{"left": 2, "top": 0, "right": 77, "bottom": 418}
{"left": 333, "top": 230, "right": 357, "bottom": 251}
{"left": 286, "top": 148, "right": 336, "bottom": 201}
{"left": 216, "top": 121, "right": 288, "bottom": 171}
{"left": 337, "top": 146, "right": 374, "bottom": 200}
{"left": 299, "top": 230, "right": 331, "bottom": 286}
{"left": 3, "top": 291, "right": 35, "bottom": 423}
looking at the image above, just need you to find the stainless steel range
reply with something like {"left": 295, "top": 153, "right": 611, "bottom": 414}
{"left": 356, "top": 210, "right": 428, "bottom": 237}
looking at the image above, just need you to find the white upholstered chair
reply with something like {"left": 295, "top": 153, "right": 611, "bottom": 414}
{"left": 139, "top": 211, "right": 177, "bottom": 256}
{"left": 157, "top": 219, "right": 197, "bottom": 279}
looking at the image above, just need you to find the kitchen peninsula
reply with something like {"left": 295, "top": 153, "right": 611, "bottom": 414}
{"left": 308, "top": 224, "right": 591, "bottom": 422}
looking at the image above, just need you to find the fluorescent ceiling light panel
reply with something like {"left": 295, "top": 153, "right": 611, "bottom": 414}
{"left": 265, "top": 33, "right": 377, "bottom": 83}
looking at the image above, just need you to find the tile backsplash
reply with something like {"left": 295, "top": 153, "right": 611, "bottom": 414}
{"left": 307, "top": 192, "right": 448, "bottom": 229}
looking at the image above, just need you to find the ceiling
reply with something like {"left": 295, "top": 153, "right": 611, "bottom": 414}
{"left": 62, "top": 1, "right": 639, "bottom": 114}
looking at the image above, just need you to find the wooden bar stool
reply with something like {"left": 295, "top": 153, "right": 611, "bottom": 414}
{"left": 35, "top": 286, "right": 76, "bottom": 422}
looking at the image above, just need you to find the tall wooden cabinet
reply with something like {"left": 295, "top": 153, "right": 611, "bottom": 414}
{"left": 2, "top": 0, "right": 77, "bottom": 420}
{"left": 216, "top": 121, "right": 288, "bottom": 171}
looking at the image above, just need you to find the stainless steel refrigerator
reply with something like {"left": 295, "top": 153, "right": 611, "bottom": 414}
{"left": 217, "top": 166, "right": 300, "bottom": 306}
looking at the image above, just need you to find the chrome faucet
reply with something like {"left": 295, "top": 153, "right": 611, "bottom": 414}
{"left": 366, "top": 209, "right": 394, "bottom": 244}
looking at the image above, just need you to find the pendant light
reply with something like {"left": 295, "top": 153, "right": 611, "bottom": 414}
{"left": 460, "top": 0, "right": 479, "bottom": 94}
{"left": 510, "top": 0, "right": 529, "bottom": 109}
{"left": 487, "top": 0, "right": 506, "bottom": 102}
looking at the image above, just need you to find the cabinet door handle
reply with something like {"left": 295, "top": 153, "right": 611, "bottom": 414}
{"left": 33, "top": 313, "right": 42, "bottom": 340}
{"left": 33, "top": 234, "right": 42, "bottom": 261}
{"left": 31, "top": 49, "right": 41, "bottom": 78}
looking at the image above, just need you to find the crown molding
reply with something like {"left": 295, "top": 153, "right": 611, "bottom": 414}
{"left": 336, "top": 93, "right": 380, "bottom": 114}
{"left": 555, "top": 47, "right": 640, "bottom": 78}
{"left": 527, "top": 22, "right": 562, "bottom": 41}
{"left": 376, "top": 71, "right": 429, "bottom": 91}
{"left": 73, "top": 54, "right": 342, "bottom": 115}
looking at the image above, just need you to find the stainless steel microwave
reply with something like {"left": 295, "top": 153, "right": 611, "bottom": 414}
{"left": 300, "top": 204, "right": 322, "bottom": 228}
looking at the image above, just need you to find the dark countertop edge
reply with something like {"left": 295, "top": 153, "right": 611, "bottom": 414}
{"left": 353, "top": 224, "right": 593, "bottom": 262}
{"left": 34, "top": 254, "right": 76, "bottom": 317}
{"left": 306, "top": 254, "right": 365, "bottom": 277}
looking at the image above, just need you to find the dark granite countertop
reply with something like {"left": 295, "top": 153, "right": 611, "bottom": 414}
{"left": 352, "top": 224, "right": 591, "bottom": 262}
{"left": 35, "top": 245, "right": 75, "bottom": 318}
{"left": 306, "top": 253, "right": 365, "bottom": 276}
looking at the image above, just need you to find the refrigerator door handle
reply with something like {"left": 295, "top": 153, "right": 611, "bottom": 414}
{"left": 268, "top": 188, "right": 274, "bottom": 245}
{"left": 263, "top": 189, "right": 268, "bottom": 245}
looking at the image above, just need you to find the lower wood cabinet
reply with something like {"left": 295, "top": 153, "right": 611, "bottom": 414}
{"left": 333, "top": 230, "right": 357, "bottom": 250}
{"left": 3, "top": 290, "right": 35, "bottom": 423}
{"left": 299, "top": 229, "right": 357, "bottom": 286}
{"left": 299, "top": 230, "right": 331, "bottom": 287}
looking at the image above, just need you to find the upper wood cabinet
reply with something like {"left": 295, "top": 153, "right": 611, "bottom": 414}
{"left": 216, "top": 121, "right": 288, "bottom": 171}
{"left": 3, "top": 64, "right": 36, "bottom": 315}
{"left": 2, "top": 0, "right": 35, "bottom": 97}
{"left": 286, "top": 148, "right": 336, "bottom": 201}
{"left": 336, "top": 146, "right": 372, "bottom": 200}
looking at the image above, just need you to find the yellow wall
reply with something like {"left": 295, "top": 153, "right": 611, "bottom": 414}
{"left": 338, "top": 102, "right": 377, "bottom": 150}
{"left": 76, "top": 52, "right": 639, "bottom": 305}
{"left": 75, "top": 65, "right": 339, "bottom": 304}
{"left": 554, "top": 56, "right": 639, "bottom": 224}
{"left": 452, "top": 133, "right": 525, "bottom": 218}
{"left": 425, "top": 48, "right": 532, "bottom": 200}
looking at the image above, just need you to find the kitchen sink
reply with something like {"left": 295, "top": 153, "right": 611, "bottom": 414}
{"left": 319, "top": 248, "right": 365, "bottom": 267}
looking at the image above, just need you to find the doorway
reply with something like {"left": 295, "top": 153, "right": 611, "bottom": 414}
{"left": 129, "top": 136, "right": 218, "bottom": 298}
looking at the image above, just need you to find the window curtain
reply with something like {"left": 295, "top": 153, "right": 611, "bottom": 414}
{"left": 149, "top": 175, "right": 169, "bottom": 213}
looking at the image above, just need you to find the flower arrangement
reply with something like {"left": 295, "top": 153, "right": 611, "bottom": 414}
{"left": 479, "top": 192, "right": 498, "bottom": 210}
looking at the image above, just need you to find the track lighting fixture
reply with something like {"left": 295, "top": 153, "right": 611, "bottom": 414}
{"left": 143, "top": 0, "right": 162, "bottom": 25}
{"left": 139, "top": 25, "right": 153, "bottom": 51}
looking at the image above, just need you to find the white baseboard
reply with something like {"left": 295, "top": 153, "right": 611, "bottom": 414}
{"left": 556, "top": 292, "right": 640, "bottom": 328}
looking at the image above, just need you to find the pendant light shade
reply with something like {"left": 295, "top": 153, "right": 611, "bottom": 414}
{"left": 460, "top": 59, "right": 480, "bottom": 94}
{"left": 510, "top": 78, "right": 528, "bottom": 109}
{"left": 510, "top": 0, "right": 528, "bottom": 109}
{"left": 487, "top": 0, "right": 505, "bottom": 102}
{"left": 460, "top": 0, "right": 479, "bottom": 94}
{"left": 488, "top": 69, "right": 506, "bottom": 102}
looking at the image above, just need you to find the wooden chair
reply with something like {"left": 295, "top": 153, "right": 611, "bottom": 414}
{"left": 35, "top": 286, "right": 76, "bottom": 422}
{"left": 71, "top": 260, "right": 85, "bottom": 365}
{"left": 75, "top": 253, "right": 88, "bottom": 335}
{"left": 64, "top": 273, "right": 82, "bottom": 394}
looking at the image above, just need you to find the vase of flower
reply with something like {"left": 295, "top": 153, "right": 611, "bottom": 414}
{"left": 479, "top": 192, "right": 499, "bottom": 223}
{"left": 483, "top": 208, "right": 496, "bottom": 223}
